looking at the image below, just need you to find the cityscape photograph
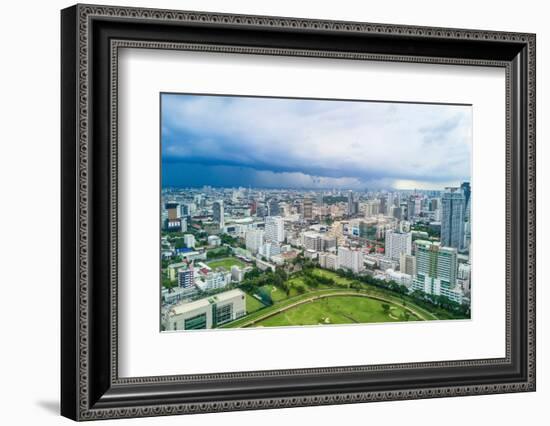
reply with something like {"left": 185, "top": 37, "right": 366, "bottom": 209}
{"left": 160, "top": 93, "right": 472, "bottom": 332}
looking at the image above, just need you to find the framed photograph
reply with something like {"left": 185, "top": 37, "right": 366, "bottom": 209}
{"left": 61, "top": 4, "right": 536, "bottom": 421}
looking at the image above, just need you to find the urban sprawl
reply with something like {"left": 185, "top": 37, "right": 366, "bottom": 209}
{"left": 161, "top": 184, "right": 472, "bottom": 331}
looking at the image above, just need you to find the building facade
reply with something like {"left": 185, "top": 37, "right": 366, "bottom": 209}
{"left": 337, "top": 246, "right": 364, "bottom": 274}
{"left": 385, "top": 230, "right": 412, "bottom": 261}
{"left": 412, "top": 240, "right": 463, "bottom": 303}
{"left": 265, "top": 216, "right": 285, "bottom": 243}
{"left": 441, "top": 187, "right": 466, "bottom": 251}
{"left": 163, "top": 289, "right": 246, "bottom": 330}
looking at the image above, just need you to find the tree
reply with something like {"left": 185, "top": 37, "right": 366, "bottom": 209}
{"left": 294, "top": 283, "right": 307, "bottom": 294}
{"left": 381, "top": 303, "right": 391, "bottom": 314}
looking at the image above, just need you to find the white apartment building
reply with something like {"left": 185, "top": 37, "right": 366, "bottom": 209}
{"left": 319, "top": 252, "right": 339, "bottom": 271}
{"left": 245, "top": 229, "right": 264, "bottom": 254}
{"left": 337, "top": 246, "right": 364, "bottom": 274}
{"left": 386, "top": 269, "right": 413, "bottom": 288}
{"left": 264, "top": 216, "right": 285, "bottom": 243}
{"left": 385, "top": 230, "right": 412, "bottom": 261}
{"left": 259, "top": 241, "right": 281, "bottom": 260}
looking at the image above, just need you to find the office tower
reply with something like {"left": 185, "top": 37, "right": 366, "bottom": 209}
{"left": 177, "top": 264, "right": 194, "bottom": 288}
{"left": 245, "top": 229, "right": 264, "bottom": 254}
{"left": 461, "top": 182, "right": 471, "bottom": 209}
{"left": 441, "top": 187, "right": 466, "bottom": 251}
{"left": 347, "top": 190, "right": 355, "bottom": 216}
{"left": 385, "top": 230, "right": 412, "bottom": 261}
{"left": 364, "top": 199, "right": 381, "bottom": 217}
{"left": 316, "top": 193, "right": 324, "bottom": 206}
{"left": 407, "top": 195, "right": 422, "bottom": 220}
{"left": 256, "top": 204, "right": 267, "bottom": 218}
{"left": 379, "top": 196, "right": 388, "bottom": 215}
{"left": 392, "top": 206, "right": 403, "bottom": 220}
{"left": 267, "top": 199, "right": 280, "bottom": 216}
{"left": 399, "top": 253, "right": 417, "bottom": 276}
{"left": 302, "top": 197, "right": 313, "bottom": 220}
{"left": 461, "top": 181, "right": 471, "bottom": 222}
{"left": 212, "top": 200, "right": 224, "bottom": 229}
{"left": 429, "top": 198, "right": 440, "bottom": 211}
{"left": 337, "top": 247, "right": 364, "bottom": 274}
{"left": 265, "top": 216, "right": 285, "bottom": 243}
{"left": 412, "top": 240, "right": 462, "bottom": 303}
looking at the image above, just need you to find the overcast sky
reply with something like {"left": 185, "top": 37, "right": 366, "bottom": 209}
{"left": 161, "top": 93, "right": 471, "bottom": 190}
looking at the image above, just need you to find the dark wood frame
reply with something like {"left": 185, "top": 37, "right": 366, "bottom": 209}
{"left": 61, "top": 4, "right": 536, "bottom": 421}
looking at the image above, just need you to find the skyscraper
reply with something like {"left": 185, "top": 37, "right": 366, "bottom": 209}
{"left": 407, "top": 195, "right": 422, "bottom": 220}
{"left": 212, "top": 200, "right": 224, "bottom": 229}
{"left": 441, "top": 187, "right": 466, "bottom": 251}
{"left": 461, "top": 181, "right": 471, "bottom": 222}
{"left": 412, "top": 240, "right": 462, "bottom": 303}
{"left": 267, "top": 199, "right": 280, "bottom": 216}
{"left": 302, "top": 198, "right": 313, "bottom": 220}
{"left": 347, "top": 190, "right": 355, "bottom": 216}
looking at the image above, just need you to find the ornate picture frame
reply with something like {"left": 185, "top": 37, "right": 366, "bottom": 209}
{"left": 61, "top": 4, "right": 536, "bottom": 420}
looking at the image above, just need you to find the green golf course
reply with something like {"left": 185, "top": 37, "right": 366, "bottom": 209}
{"left": 254, "top": 294, "right": 420, "bottom": 327}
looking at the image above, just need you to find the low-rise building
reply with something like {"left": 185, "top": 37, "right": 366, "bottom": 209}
{"left": 163, "top": 289, "right": 247, "bottom": 330}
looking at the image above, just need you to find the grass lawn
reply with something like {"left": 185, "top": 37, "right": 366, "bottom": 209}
{"left": 258, "top": 285, "right": 289, "bottom": 302}
{"left": 206, "top": 257, "right": 246, "bottom": 271}
{"left": 255, "top": 295, "right": 419, "bottom": 327}
{"left": 245, "top": 293, "right": 266, "bottom": 314}
{"left": 310, "top": 268, "right": 352, "bottom": 287}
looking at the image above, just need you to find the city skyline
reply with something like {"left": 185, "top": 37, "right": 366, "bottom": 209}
{"left": 160, "top": 93, "right": 471, "bottom": 332}
{"left": 161, "top": 94, "right": 472, "bottom": 190}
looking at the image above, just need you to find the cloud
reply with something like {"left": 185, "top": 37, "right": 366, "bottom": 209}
{"left": 161, "top": 94, "right": 472, "bottom": 189}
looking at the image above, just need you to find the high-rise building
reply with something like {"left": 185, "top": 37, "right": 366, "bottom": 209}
{"left": 399, "top": 253, "right": 417, "bottom": 276}
{"left": 347, "top": 190, "right": 358, "bottom": 216}
{"left": 245, "top": 229, "right": 264, "bottom": 254}
{"left": 302, "top": 232, "right": 322, "bottom": 251}
{"left": 407, "top": 195, "right": 422, "bottom": 220}
{"left": 364, "top": 199, "right": 381, "bottom": 217}
{"left": 412, "top": 240, "right": 462, "bottom": 303}
{"left": 379, "top": 196, "right": 388, "bottom": 215}
{"left": 319, "top": 252, "right": 339, "bottom": 270}
{"left": 302, "top": 198, "right": 313, "bottom": 220}
{"left": 165, "top": 202, "right": 179, "bottom": 220}
{"left": 337, "top": 246, "right": 364, "bottom": 274}
{"left": 212, "top": 200, "right": 224, "bottom": 229}
{"left": 267, "top": 199, "right": 280, "bottom": 216}
{"left": 441, "top": 187, "right": 466, "bottom": 251}
{"left": 461, "top": 181, "right": 472, "bottom": 222}
{"left": 265, "top": 216, "right": 285, "bottom": 243}
{"left": 391, "top": 206, "right": 403, "bottom": 220}
{"left": 384, "top": 230, "right": 412, "bottom": 261}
